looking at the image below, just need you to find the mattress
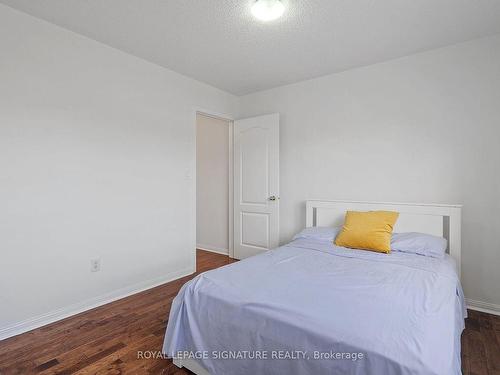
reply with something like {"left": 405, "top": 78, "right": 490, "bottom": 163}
{"left": 163, "top": 238, "right": 466, "bottom": 375}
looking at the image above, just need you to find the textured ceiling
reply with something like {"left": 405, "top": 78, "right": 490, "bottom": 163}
{"left": 2, "top": 0, "right": 500, "bottom": 95}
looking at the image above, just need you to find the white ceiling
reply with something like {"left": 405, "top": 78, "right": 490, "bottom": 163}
{"left": 2, "top": 0, "right": 500, "bottom": 95}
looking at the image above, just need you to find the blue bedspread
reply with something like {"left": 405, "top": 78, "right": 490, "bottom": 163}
{"left": 163, "top": 238, "right": 466, "bottom": 375}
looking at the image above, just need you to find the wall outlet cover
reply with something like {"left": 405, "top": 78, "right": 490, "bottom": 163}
{"left": 90, "top": 258, "right": 101, "bottom": 272}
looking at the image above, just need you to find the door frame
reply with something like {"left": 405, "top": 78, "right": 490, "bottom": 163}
{"left": 194, "top": 109, "right": 235, "bottom": 259}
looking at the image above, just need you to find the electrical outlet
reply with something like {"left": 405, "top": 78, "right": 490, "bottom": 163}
{"left": 90, "top": 258, "right": 101, "bottom": 272}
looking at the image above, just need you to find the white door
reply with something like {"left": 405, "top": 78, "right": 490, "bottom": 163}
{"left": 234, "top": 113, "right": 279, "bottom": 259}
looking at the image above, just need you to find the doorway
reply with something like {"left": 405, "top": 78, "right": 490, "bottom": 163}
{"left": 196, "top": 112, "right": 233, "bottom": 258}
{"left": 196, "top": 111, "right": 280, "bottom": 261}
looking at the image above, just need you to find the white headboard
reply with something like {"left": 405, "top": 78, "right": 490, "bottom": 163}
{"left": 306, "top": 200, "right": 462, "bottom": 276}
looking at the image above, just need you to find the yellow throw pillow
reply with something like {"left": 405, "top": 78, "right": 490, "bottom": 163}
{"left": 334, "top": 210, "right": 399, "bottom": 253}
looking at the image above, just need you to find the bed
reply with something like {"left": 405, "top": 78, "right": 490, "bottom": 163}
{"left": 163, "top": 200, "right": 465, "bottom": 375}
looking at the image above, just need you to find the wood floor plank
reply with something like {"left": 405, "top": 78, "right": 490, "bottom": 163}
{"left": 0, "top": 250, "right": 498, "bottom": 374}
{"left": 480, "top": 314, "right": 500, "bottom": 372}
{"left": 34, "top": 359, "right": 59, "bottom": 373}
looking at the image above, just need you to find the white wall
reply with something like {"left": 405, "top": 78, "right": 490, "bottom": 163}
{"left": 238, "top": 35, "right": 500, "bottom": 309}
{"left": 0, "top": 4, "right": 237, "bottom": 338}
{"left": 196, "top": 114, "right": 230, "bottom": 254}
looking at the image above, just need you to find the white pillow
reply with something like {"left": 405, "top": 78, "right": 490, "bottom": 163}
{"left": 391, "top": 232, "right": 447, "bottom": 259}
{"left": 292, "top": 226, "right": 341, "bottom": 242}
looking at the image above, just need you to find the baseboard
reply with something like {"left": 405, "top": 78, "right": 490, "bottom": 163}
{"left": 466, "top": 298, "right": 500, "bottom": 316}
{"left": 0, "top": 266, "right": 194, "bottom": 341}
{"left": 196, "top": 243, "right": 228, "bottom": 255}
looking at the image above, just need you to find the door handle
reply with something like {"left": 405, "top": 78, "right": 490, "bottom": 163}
{"left": 268, "top": 195, "right": 280, "bottom": 201}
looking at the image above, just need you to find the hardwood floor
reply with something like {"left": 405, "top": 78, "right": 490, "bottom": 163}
{"left": 0, "top": 250, "right": 235, "bottom": 375}
{"left": 462, "top": 309, "right": 500, "bottom": 375}
{"left": 1, "top": 250, "right": 499, "bottom": 375}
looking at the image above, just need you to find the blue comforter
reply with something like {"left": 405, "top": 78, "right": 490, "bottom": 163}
{"left": 163, "top": 238, "right": 466, "bottom": 375}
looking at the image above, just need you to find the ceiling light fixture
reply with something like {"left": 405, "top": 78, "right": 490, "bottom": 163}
{"left": 251, "top": 0, "right": 285, "bottom": 22}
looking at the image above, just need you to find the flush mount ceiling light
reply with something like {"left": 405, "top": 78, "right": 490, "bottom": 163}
{"left": 251, "top": 0, "right": 285, "bottom": 21}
